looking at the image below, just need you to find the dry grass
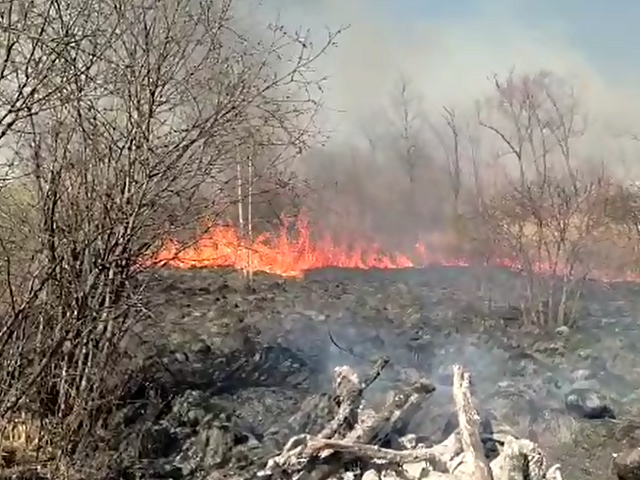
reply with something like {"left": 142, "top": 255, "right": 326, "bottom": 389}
{"left": 0, "top": 412, "right": 83, "bottom": 479}
{"left": 451, "top": 209, "right": 640, "bottom": 278}
{"left": 0, "top": 413, "right": 52, "bottom": 467}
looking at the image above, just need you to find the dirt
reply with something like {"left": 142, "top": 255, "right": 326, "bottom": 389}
{"left": 101, "top": 265, "right": 640, "bottom": 479}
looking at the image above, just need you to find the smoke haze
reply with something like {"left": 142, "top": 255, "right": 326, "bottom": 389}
{"left": 229, "top": 0, "right": 640, "bottom": 262}
{"left": 253, "top": 0, "right": 640, "bottom": 168}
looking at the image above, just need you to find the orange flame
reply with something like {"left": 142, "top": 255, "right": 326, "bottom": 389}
{"left": 154, "top": 216, "right": 460, "bottom": 277}
{"left": 153, "top": 215, "right": 640, "bottom": 282}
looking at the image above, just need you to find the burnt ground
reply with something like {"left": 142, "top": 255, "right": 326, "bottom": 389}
{"left": 107, "top": 265, "right": 640, "bottom": 480}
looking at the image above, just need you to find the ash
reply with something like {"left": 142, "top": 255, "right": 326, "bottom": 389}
{"left": 106, "top": 266, "right": 640, "bottom": 480}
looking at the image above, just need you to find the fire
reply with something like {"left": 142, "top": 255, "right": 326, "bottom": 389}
{"left": 153, "top": 215, "right": 640, "bottom": 282}
{"left": 154, "top": 216, "right": 459, "bottom": 277}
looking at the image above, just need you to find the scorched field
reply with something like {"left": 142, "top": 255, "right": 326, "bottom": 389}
{"left": 113, "top": 232, "right": 640, "bottom": 480}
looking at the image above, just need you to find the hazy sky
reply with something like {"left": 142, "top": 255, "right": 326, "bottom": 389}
{"left": 255, "top": 0, "right": 640, "bottom": 173}
{"left": 377, "top": 0, "right": 639, "bottom": 80}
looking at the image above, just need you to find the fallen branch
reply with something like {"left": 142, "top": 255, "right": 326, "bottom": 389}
{"left": 343, "top": 378, "right": 435, "bottom": 446}
{"left": 259, "top": 363, "right": 564, "bottom": 480}
{"left": 319, "top": 356, "right": 389, "bottom": 440}
{"left": 451, "top": 364, "right": 493, "bottom": 480}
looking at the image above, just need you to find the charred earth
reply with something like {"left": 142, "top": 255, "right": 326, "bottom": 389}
{"left": 102, "top": 265, "right": 640, "bottom": 479}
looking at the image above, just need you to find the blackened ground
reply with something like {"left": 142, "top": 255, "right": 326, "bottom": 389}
{"left": 104, "top": 266, "right": 640, "bottom": 480}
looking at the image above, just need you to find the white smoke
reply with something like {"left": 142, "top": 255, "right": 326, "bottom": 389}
{"left": 246, "top": 0, "right": 640, "bottom": 177}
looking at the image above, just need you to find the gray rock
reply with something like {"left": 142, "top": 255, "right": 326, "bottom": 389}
{"left": 565, "top": 387, "right": 616, "bottom": 419}
{"left": 168, "top": 390, "right": 228, "bottom": 427}
{"left": 362, "top": 471, "right": 380, "bottom": 480}
{"left": 571, "top": 369, "right": 595, "bottom": 382}
{"left": 174, "top": 422, "right": 235, "bottom": 475}
{"left": 570, "top": 379, "right": 601, "bottom": 391}
{"left": 402, "top": 461, "right": 430, "bottom": 479}
{"left": 613, "top": 448, "right": 640, "bottom": 480}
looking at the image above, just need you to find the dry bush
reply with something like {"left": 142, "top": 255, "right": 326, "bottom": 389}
{"left": 469, "top": 71, "right": 615, "bottom": 327}
{"left": 0, "top": 0, "right": 339, "bottom": 474}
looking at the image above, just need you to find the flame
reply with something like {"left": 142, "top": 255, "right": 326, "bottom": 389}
{"left": 154, "top": 216, "right": 461, "bottom": 277}
{"left": 153, "top": 215, "right": 640, "bottom": 282}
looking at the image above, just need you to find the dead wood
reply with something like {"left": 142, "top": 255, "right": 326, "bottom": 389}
{"left": 343, "top": 378, "right": 435, "bottom": 447}
{"left": 451, "top": 364, "right": 493, "bottom": 480}
{"left": 318, "top": 356, "right": 389, "bottom": 440}
{"left": 259, "top": 363, "right": 564, "bottom": 480}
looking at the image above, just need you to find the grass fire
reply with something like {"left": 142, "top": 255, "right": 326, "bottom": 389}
{"left": 153, "top": 215, "right": 463, "bottom": 277}
{"left": 153, "top": 212, "right": 640, "bottom": 283}
{"left": 0, "top": 0, "right": 640, "bottom": 480}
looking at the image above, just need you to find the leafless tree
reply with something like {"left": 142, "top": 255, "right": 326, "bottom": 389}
{"left": 0, "top": 0, "right": 341, "bottom": 466}
{"left": 474, "top": 70, "right": 613, "bottom": 327}
{"left": 430, "top": 106, "right": 470, "bottom": 254}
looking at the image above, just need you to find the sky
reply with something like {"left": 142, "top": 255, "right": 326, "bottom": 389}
{"left": 253, "top": 0, "right": 640, "bottom": 175}
{"left": 375, "top": 0, "right": 639, "bottom": 80}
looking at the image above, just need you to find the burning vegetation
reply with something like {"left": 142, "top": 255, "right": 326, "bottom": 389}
{"left": 0, "top": 0, "right": 638, "bottom": 478}
{"left": 154, "top": 214, "right": 447, "bottom": 277}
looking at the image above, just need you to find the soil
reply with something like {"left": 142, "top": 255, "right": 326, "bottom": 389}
{"left": 103, "top": 265, "right": 640, "bottom": 480}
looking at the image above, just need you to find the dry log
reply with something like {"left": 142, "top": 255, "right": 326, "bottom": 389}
{"left": 319, "top": 357, "right": 389, "bottom": 440}
{"left": 308, "top": 378, "right": 435, "bottom": 480}
{"left": 451, "top": 364, "right": 493, "bottom": 480}
{"left": 259, "top": 363, "right": 564, "bottom": 480}
{"left": 257, "top": 359, "right": 435, "bottom": 478}
{"left": 450, "top": 365, "right": 563, "bottom": 480}
{"left": 342, "top": 379, "right": 435, "bottom": 447}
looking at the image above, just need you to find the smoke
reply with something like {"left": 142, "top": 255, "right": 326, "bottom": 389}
{"left": 257, "top": 0, "right": 640, "bottom": 147}
{"left": 233, "top": 0, "right": 640, "bottom": 252}
{"left": 226, "top": 2, "right": 640, "bottom": 444}
{"left": 222, "top": 0, "right": 640, "bottom": 270}
{"left": 268, "top": 268, "right": 636, "bottom": 443}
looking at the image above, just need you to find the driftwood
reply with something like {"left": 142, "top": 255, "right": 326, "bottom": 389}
{"left": 258, "top": 362, "right": 564, "bottom": 480}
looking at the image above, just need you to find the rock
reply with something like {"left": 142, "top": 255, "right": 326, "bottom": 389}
{"left": 577, "top": 348, "right": 594, "bottom": 359}
{"left": 490, "top": 437, "right": 548, "bottom": 480}
{"left": 402, "top": 461, "right": 430, "bottom": 479}
{"left": 168, "top": 390, "right": 229, "bottom": 427}
{"left": 571, "top": 369, "right": 595, "bottom": 382}
{"left": 362, "top": 470, "right": 380, "bottom": 480}
{"left": 565, "top": 387, "right": 616, "bottom": 419}
{"left": 421, "top": 473, "right": 451, "bottom": 480}
{"left": 173, "top": 421, "right": 236, "bottom": 475}
{"left": 541, "top": 373, "right": 562, "bottom": 390}
{"left": 613, "top": 448, "right": 640, "bottom": 480}
{"left": 398, "top": 434, "right": 418, "bottom": 449}
{"left": 379, "top": 472, "right": 399, "bottom": 480}
{"left": 570, "top": 379, "right": 600, "bottom": 391}
{"left": 139, "top": 424, "right": 180, "bottom": 458}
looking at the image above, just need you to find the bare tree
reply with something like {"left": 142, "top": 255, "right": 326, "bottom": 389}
{"left": 0, "top": 0, "right": 340, "bottom": 466}
{"left": 384, "top": 77, "right": 438, "bottom": 224}
{"left": 474, "top": 70, "right": 612, "bottom": 327}
{"left": 394, "top": 77, "right": 421, "bottom": 192}
{"left": 430, "top": 106, "right": 469, "bottom": 255}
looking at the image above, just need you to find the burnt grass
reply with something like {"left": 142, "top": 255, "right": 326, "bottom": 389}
{"left": 105, "top": 265, "right": 640, "bottom": 480}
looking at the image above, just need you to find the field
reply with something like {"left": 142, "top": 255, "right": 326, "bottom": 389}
{"left": 98, "top": 264, "right": 640, "bottom": 479}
